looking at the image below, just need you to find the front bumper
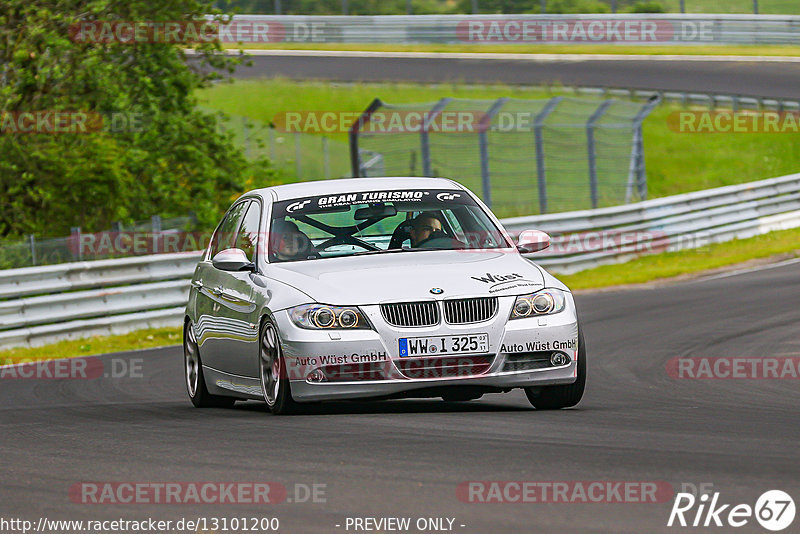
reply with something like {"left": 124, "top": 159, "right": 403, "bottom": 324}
{"left": 273, "top": 294, "right": 580, "bottom": 402}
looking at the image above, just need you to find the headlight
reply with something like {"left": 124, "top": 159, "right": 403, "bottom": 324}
{"left": 510, "top": 289, "right": 566, "bottom": 319}
{"left": 289, "top": 304, "right": 372, "bottom": 330}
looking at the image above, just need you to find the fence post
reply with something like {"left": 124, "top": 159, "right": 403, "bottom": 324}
{"left": 471, "top": 0, "right": 479, "bottom": 14}
{"left": 342, "top": 0, "right": 348, "bottom": 15}
{"left": 323, "top": 137, "right": 330, "bottom": 179}
{"left": 586, "top": 100, "right": 613, "bottom": 210}
{"left": 753, "top": 0, "right": 759, "bottom": 14}
{"left": 242, "top": 116, "right": 251, "bottom": 159}
{"left": 610, "top": 0, "right": 617, "bottom": 13}
{"left": 626, "top": 95, "right": 661, "bottom": 203}
{"left": 421, "top": 98, "right": 452, "bottom": 177}
{"left": 151, "top": 215, "right": 162, "bottom": 254}
{"left": 349, "top": 98, "right": 383, "bottom": 178}
{"left": 269, "top": 125, "right": 276, "bottom": 161}
{"left": 680, "top": 0, "right": 685, "bottom": 13}
{"left": 534, "top": 96, "right": 562, "bottom": 214}
{"left": 294, "top": 133, "right": 302, "bottom": 181}
{"left": 29, "top": 234, "right": 36, "bottom": 266}
{"left": 71, "top": 227, "right": 82, "bottom": 261}
{"left": 541, "top": 0, "right": 546, "bottom": 14}
{"left": 477, "top": 98, "right": 508, "bottom": 208}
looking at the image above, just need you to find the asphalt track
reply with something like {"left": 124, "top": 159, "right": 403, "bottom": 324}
{"left": 2, "top": 260, "right": 799, "bottom": 533}
{"left": 230, "top": 51, "right": 800, "bottom": 99}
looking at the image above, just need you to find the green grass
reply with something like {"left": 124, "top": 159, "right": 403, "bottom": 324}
{"left": 558, "top": 225, "right": 800, "bottom": 289}
{"left": 0, "top": 327, "right": 182, "bottom": 364}
{"left": 226, "top": 42, "right": 800, "bottom": 56}
{"left": 198, "top": 78, "right": 800, "bottom": 207}
{"left": 659, "top": 0, "right": 799, "bottom": 14}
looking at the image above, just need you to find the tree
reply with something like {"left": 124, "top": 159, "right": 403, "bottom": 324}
{"left": 0, "top": 0, "right": 278, "bottom": 238}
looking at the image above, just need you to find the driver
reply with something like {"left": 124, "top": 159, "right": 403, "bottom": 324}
{"left": 409, "top": 212, "right": 446, "bottom": 248}
{"left": 270, "top": 219, "right": 315, "bottom": 261}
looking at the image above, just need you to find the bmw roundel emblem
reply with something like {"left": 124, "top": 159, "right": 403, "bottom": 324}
{"left": 430, "top": 288, "right": 444, "bottom": 295}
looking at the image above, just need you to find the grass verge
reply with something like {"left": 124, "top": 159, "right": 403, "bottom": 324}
{"left": 3, "top": 226, "right": 800, "bottom": 360}
{"left": 0, "top": 327, "right": 182, "bottom": 364}
{"left": 224, "top": 43, "right": 800, "bottom": 57}
{"left": 558, "top": 225, "right": 800, "bottom": 290}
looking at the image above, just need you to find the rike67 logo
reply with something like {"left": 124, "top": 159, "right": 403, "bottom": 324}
{"left": 668, "top": 490, "right": 795, "bottom": 531}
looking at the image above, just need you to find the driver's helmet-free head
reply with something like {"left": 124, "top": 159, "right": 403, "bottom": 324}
{"left": 271, "top": 219, "right": 311, "bottom": 260}
{"left": 410, "top": 211, "right": 445, "bottom": 247}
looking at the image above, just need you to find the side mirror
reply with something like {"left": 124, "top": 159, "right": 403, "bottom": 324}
{"left": 516, "top": 230, "right": 550, "bottom": 254}
{"left": 212, "top": 248, "right": 255, "bottom": 272}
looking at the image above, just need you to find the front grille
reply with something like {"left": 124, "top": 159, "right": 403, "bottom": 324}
{"left": 381, "top": 301, "right": 440, "bottom": 328}
{"left": 395, "top": 355, "right": 495, "bottom": 380}
{"left": 443, "top": 297, "right": 498, "bottom": 324}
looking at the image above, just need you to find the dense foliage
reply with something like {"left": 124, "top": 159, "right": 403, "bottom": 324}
{"left": 0, "top": 1, "right": 280, "bottom": 238}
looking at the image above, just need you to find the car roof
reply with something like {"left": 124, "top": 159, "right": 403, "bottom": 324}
{"left": 250, "top": 177, "right": 465, "bottom": 202}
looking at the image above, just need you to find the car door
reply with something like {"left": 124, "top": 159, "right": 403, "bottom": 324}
{"left": 214, "top": 198, "right": 264, "bottom": 378}
{"left": 194, "top": 200, "right": 251, "bottom": 374}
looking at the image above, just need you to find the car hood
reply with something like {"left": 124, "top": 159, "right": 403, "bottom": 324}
{"left": 267, "top": 250, "right": 546, "bottom": 305}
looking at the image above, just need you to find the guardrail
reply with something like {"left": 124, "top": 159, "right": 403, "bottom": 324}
{"left": 226, "top": 14, "right": 800, "bottom": 46}
{"left": 1, "top": 173, "right": 799, "bottom": 349}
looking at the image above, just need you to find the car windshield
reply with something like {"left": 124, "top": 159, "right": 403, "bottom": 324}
{"left": 269, "top": 188, "right": 511, "bottom": 262}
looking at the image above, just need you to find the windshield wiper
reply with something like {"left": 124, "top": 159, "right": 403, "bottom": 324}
{"left": 352, "top": 247, "right": 412, "bottom": 256}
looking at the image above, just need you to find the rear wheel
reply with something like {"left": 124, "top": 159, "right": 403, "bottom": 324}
{"left": 260, "top": 319, "right": 297, "bottom": 415}
{"left": 184, "top": 322, "right": 235, "bottom": 408}
{"left": 525, "top": 330, "right": 586, "bottom": 410}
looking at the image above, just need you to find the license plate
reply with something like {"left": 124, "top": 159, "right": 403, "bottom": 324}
{"left": 399, "top": 334, "right": 489, "bottom": 358}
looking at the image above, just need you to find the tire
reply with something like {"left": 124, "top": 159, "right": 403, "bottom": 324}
{"left": 259, "top": 318, "right": 297, "bottom": 415}
{"left": 184, "top": 322, "right": 236, "bottom": 408}
{"left": 525, "top": 329, "right": 586, "bottom": 410}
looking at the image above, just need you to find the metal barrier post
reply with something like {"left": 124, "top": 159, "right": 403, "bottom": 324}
{"left": 626, "top": 95, "right": 661, "bottom": 202}
{"left": 349, "top": 98, "right": 383, "bottom": 178}
{"left": 323, "top": 137, "right": 330, "bottom": 179}
{"left": 477, "top": 98, "right": 509, "bottom": 208}
{"left": 586, "top": 100, "right": 613, "bottom": 209}
{"left": 151, "top": 215, "right": 162, "bottom": 254}
{"left": 421, "top": 98, "right": 452, "bottom": 177}
{"left": 29, "top": 235, "right": 36, "bottom": 266}
{"left": 71, "top": 227, "right": 82, "bottom": 261}
{"left": 534, "top": 96, "right": 562, "bottom": 214}
{"left": 295, "top": 133, "right": 302, "bottom": 180}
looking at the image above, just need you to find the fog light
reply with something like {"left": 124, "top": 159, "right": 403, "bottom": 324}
{"left": 307, "top": 369, "right": 327, "bottom": 383}
{"left": 550, "top": 352, "right": 568, "bottom": 366}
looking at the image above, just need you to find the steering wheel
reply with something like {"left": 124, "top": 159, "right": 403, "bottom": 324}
{"left": 316, "top": 235, "right": 379, "bottom": 252}
{"left": 389, "top": 220, "right": 414, "bottom": 249}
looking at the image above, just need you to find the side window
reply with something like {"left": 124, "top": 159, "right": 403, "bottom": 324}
{"left": 209, "top": 201, "right": 249, "bottom": 258}
{"left": 236, "top": 201, "right": 261, "bottom": 262}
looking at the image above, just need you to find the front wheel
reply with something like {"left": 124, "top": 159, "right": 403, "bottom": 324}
{"left": 525, "top": 330, "right": 586, "bottom": 410}
{"left": 260, "top": 319, "right": 297, "bottom": 415}
{"left": 184, "top": 322, "right": 235, "bottom": 408}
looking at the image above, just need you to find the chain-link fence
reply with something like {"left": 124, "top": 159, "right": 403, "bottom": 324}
{"left": 214, "top": 1, "right": 795, "bottom": 15}
{"left": 350, "top": 96, "right": 659, "bottom": 217}
{"left": 218, "top": 113, "right": 351, "bottom": 181}
{"left": 0, "top": 215, "right": 197, "bottom": 270}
